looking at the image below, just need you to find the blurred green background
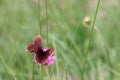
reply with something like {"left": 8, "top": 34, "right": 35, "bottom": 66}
{"left": 0, "top": 0, "right": 120, "bottom": 80}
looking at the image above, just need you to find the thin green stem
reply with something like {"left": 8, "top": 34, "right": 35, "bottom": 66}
{"left": 39, "top": 66, "right": 42, "bottom": 80}
{"left": 52, "top": 36, "right": 59, "bottom": 80}
{"left": 32, "top": 63, "right": 35, "bottom": 80}
{"left": 46, "top": 0, "right": 49, "bottom": 47}
{"left": 81, "top": 0, "right": 101, "bottom": 80}
{"left": 65, "top": 71, "right": 68, "bottom": 80}
{"left": 45, "top": 0, "right": 50, "bottom": 79}
{"left": 52, "top": 0, "right": 81, "bottom": 60}
{"left": 44, "top": 66, "right": 51, "bottom": 80}
{"left": 38, "top": 0, "right": 42, "bottom": 35}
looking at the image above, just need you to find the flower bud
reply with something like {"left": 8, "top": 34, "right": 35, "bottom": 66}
{"left": 83, "top": 16, "right": 92, "bottom": 25}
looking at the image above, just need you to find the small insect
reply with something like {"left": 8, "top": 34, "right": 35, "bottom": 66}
{"left": 26, "top": 35, "right": 55, "bottom": 65}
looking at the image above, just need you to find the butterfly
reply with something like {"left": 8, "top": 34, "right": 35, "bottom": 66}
{"left": 26, "top": 35, "right": 54, "bottom": 65}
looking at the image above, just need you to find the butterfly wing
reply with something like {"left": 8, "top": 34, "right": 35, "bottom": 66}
{"left": 26, "top": 43, "right": 34, "bottom": 52}
{"left": 34, "top": 48, "right": 47, "bottom": 64}
{"left": 45, "top": 48, "right": 54, "bottom": 56}
{"left": 33, "top": 35, "right": 42, "bottom": 54}
{"left": 34, "top": 48, "right": 54, "bottom": 64}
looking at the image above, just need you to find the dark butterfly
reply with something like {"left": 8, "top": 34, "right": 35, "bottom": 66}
{"left": 26, "top": 35, "right": 54, "bottom": 65}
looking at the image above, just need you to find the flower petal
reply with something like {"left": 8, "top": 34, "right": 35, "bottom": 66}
{"left": 44, "top": 54, "right": 55, "bottom": 65}
{"left": 45, "top": 56, "right": 55, "bottom": 65}
{"left": 45, "top": 61, "right": 54, "bottom": 65}
{"left": 42, "top": 48, "right": 47, "bottom": 52}
{"left": 48, "top": 56, "right": 55, "bottom": 61}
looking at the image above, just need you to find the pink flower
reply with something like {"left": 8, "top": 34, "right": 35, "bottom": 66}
{"left": 26, "top": 35, "right": 55, "bottom": 65}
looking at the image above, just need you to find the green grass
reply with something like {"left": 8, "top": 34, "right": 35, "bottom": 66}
{"left": 0, "top": 0, "right": 120, "bottom": 80}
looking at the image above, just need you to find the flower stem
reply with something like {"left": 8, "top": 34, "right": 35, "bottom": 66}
{"left": 39, "top": 66, "right": 42, "bottom": 80}
{"left": 46, "top": 0, "right": 49, "bottom": 47}
{"left": 81, "top": 0, "right": 101, "bottom": 80}
{"left": 65, "top": 71, "right": 68, "bottom": 80}
{"left": 44, "top": 66, "right": 51, "bottom": 80}
{"left": 52, "top": 37, "right": 59, "bottom": 79}
{"left": 38, "top": 0, "right": 42, "bottom": 35}
{"left": 32, "top": 63, "right": 35, "bottom": 80}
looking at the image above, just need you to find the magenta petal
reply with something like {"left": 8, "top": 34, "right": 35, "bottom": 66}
{"left": 45, "top": 61, "right": 54, "bottom": 65}
{"left": 45, "top": 56, "right": 55, "bottom": 65}
{"left": 42, "top": 48, "right": 47, "bottom": 52}
{"left": 48, "top": 56, "right": 55, "bottom": 61}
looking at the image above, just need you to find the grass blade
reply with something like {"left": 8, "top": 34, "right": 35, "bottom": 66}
{"left": 46, "top": 0, "right": 49, "bottom": 47}
{"left": 0, "top": 56, "right": 11, "bottom": 79}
